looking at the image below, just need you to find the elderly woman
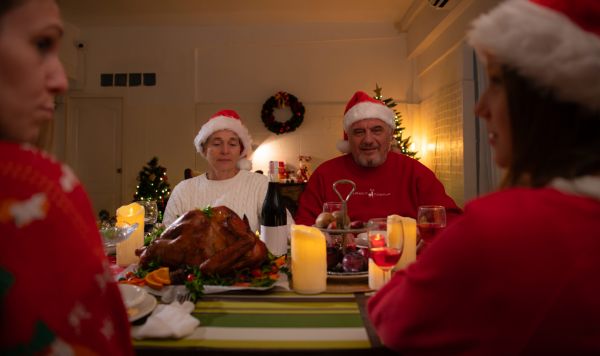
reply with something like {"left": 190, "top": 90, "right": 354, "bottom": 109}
{"left": 163, "top": 110, "right": 268, "bottom": 232}
{"left": 368, "top": 0, "right": 600, "bottom": 354}
{"left": 0, "top": 0, "right": 133, "bottom": 354}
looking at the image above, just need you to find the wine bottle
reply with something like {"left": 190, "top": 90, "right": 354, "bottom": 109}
{"left": 260, "top": 179, "right": 288, "bottom": 256}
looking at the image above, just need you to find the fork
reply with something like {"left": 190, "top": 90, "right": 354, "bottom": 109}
{"left": 177, "top": 292, "right": 193, "bottom": 304}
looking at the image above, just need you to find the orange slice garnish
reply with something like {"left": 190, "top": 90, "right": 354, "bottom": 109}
{"left": 144, "top": 272, "right": 164, "bottom": 290}
{"left": 152, "top": 267, "right": 171, "bottom": 285}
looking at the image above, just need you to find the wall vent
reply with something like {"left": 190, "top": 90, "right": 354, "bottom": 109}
{"left": 99, "top": 73, "right": 156, "bottom": 87}
{"left": 428, "top": 0, "right": 450, "bottom": 9}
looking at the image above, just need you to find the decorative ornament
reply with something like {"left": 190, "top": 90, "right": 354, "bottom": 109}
{"left": 297, "top": 155, "right": 312, "bottom": 183}
{"left": 261, "top": 91, "right": 305, "bottom": 135}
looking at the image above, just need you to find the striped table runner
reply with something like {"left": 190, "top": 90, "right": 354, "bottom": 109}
{"left": 134, "top": 291, "right": 381, "bottom": 350}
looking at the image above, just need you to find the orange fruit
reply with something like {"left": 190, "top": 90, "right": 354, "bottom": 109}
{"left": 152, "top": 267, "right": 171, "bottom": 285}
{"left": 144, "top": 272, "right": 164, "bottom": 290}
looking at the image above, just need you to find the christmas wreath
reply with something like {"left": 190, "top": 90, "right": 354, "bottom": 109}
{"left": 261, "top": 91, "right": 305, "bottom": 134}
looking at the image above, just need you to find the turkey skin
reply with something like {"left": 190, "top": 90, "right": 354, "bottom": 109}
{"left": 136, "top": 206, "right": 267, "bottom": 276}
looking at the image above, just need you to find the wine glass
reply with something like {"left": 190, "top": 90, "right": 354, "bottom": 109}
{"left": 417, "top": 205, "right": 446, "bottom": 244}
{"left": 367, "top": 218, "right": 403, "bottom": 286}
{"left": 136, "top": 200, "right": 158, "bottom": 233}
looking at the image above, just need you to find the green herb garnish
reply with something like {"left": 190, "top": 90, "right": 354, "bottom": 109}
{"left": 144, "top": 225, "right": 166, "bottom": 246}
{"left": 201, "top": 205, "right": 213, "bottom": 218}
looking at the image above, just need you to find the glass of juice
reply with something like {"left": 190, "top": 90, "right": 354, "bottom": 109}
{"left": 367, "top": 218, "right": 403, "bottom": 286}
{"left": 417, "top": 205, "right": 446, "bottom": 244}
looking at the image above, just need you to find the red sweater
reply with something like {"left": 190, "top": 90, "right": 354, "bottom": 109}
{"left": 368, "top": 187, "right": 600, "bottom": 354}
{"left": 294, "top": 152, "right": 461, "bottom": 225}
{"left": 0, "top": 143, "right": 133, "bottom": 355}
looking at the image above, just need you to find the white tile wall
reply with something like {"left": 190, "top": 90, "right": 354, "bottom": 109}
{"left": 420, "top": 82, "right": 464, "bottom": 206}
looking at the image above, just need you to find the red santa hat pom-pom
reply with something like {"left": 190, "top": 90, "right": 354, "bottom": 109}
{"left": 237, "top": 158, "right": 252, "bottom": 171}
{"left": 336, "top": 132, "right": 350, "bottom": 153}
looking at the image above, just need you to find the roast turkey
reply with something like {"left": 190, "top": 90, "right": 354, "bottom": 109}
{"left": 135, "top": 206, "right": 267, "bottom": 276}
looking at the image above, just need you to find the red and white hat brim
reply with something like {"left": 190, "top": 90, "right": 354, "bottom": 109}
{"left": 193, "top": 115, "right": 254, "bottom": 169}
{"left": 343, "top": 101, "right": 395, "bottom": 132}
{"left": 467, "top": 0, "right": 600, "bottom": 111}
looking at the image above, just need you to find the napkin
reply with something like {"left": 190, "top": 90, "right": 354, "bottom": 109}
{"left": 133, "top": 301, "right": 199, "bottom": 339}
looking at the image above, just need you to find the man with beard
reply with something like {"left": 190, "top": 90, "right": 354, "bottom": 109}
{"left": 294, "top": 90, "right": 461, "bottom": 226}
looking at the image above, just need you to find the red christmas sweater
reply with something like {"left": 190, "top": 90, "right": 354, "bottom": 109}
{"left": 368, "top": 187, "right": 600, "bottom": 354}
{"left": 0, "top": 142, "right": 133, "bottom": 355}
{"left": 294, "top": 152, "right": 461, "bottom": 225}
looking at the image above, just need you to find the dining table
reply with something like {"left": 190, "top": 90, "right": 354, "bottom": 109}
{"left": 130, "top": 279, "right": 394, "bottom": 355}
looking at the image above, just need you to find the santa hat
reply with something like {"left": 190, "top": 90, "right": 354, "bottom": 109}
{"left": 193, "top": 109, "right": 253, "bottom": 170}
{"left": 336, "top": 91, "right": 395, "bottom": 153}
{"left": 467, "top": 0, "right": 600, "bottom": 112}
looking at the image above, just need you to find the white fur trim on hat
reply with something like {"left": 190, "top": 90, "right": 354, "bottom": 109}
{"left": 343, "top": 102, "right": 395, "bottom": 132}
{"left": 237, "top": 158, "right": 253, "bottom": 171}
{"left": 193, "top": 111, "right": 254, "bottom": 170}
{"left": 467, "top": 0, "right": 600, "bottom": 111}
{"left": 336, "top": 140, "right": 350, "bottom": 153}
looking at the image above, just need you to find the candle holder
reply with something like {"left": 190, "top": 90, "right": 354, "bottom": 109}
{"left": 313, "top": 180, "right": 370, "bottom": 279}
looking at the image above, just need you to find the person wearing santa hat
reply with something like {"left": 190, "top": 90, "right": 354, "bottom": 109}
{"left": 294, "top": 90, "right": 461, "bottom": 226}
{"left": 368, "top": 0, "right": 600, "bottom": 353}
{"left": 163, "top": 109, "right": 268, "bottom": 231}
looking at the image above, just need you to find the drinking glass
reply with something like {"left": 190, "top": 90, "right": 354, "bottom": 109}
{"left": 136, "top": 200, "right": 158, "bottom": 233}
{"left": 322, "top": 201, "right": 343, "bottom": 214}
{"left": 367, "top": 218, "right": 403, "bottom": 286}
{"left": 417, "top": 205, "right": 446, "bottom": 244}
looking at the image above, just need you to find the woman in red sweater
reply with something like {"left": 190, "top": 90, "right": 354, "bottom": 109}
{"left": 0, "top": 0, "right": 133, "bottom": 354}
{"left": 368, "top": 0, "right": 600, "bottom": 354}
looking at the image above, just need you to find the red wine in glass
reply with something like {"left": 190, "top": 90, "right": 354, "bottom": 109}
{"left": 417, "top": 223, "right": 445, "bottom": 243}
{"left": 370, "top": 247, "right": 402, "bottom": 269}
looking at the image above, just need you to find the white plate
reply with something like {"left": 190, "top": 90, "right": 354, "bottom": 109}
{"left": 127, "top": 293, "right": 157, "bottom": 322}
{"left": 119, "top": 284, "right": 146, "bottom": 308}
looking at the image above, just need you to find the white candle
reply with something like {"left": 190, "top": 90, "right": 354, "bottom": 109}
{"left": 387, "top": 214, "right": 405, "bottom": 270}
{"left": 116, "top": 202, "right": 144, "bottom": 267}
{"left": 397, "top": 216, "right": 417, "bottom": 270}
{"left": 387, "top": 214, "right": 404, "bottom": 249}
{"left": 368, "top": 258, "right": 385, "bottom": 290}
{"left": 291, "top": 225, "right": 327, "bottom": 294}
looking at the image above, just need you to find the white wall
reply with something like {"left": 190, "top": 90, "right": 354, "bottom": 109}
{"left": 408, "top": 0, "right": 499, "bottom": 207}
{"left": 59, "top": 22, "right": 410, "bottom": 206}
{"left": 58, "top": 0, "right": 504, "bottom": 212}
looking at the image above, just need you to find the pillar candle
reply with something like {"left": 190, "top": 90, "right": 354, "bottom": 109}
{"left": 291, "top": 225, "right": 327, "bottom": 294}
{"left": 386, "top": 214, "right": 404, "bottom": 249}
{"left": 387, "top": 214, "right": 405, "bottom": 270}
{"left": 116, "top": 202, "right": 144, "bottom": 267}
{"left": 397, "top": 216, "right": 417, "bottom": 270}
{"left": 368, "top": 258, "right": 385, "bottom": 290}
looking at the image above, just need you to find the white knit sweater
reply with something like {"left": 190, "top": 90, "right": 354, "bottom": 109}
{"left": 163, "top": 170, "right": 269, "bottom": 232}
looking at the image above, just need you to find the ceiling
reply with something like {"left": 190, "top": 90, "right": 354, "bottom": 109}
{"left": 59, "top": 0, "right": 418, "bottom": 27}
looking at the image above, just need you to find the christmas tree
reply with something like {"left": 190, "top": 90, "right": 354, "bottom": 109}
{"left": 373, "top": 84, "right": 418, "bottom": 158}
{"left": 133, "top": 157, "right": 171, "bottom": 221}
